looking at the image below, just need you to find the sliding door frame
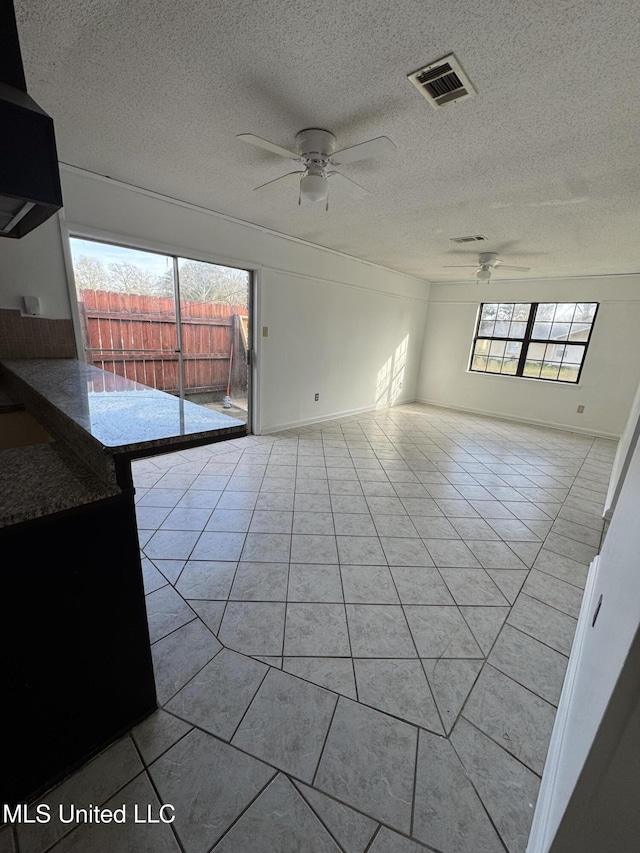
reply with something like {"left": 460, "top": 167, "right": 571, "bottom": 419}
{"left": 58, "top": 215, "right": 261, "bottom": 433}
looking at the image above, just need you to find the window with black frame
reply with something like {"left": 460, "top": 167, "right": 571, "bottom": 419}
{"left": 469, "top": 302, "right": 598, "bottom": 383}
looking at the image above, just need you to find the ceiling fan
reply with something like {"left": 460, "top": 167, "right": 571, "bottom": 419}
{"left": 236, "top": 128, "right": 395, "bottom": 208}
{"left": 444, "top": 252, "right": 531, "bottom": 281}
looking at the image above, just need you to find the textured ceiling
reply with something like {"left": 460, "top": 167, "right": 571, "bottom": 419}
{"left": 14, "top": 0, "right": 640, "bottom": 282}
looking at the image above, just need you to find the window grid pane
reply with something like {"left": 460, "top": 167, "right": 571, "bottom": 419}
{"left": 481, "top": 304, "right": 497, "bottom": 320}
{"left": 559, "top": 365, "right": 580, "bottom": 382}
{"left": 472, "top": 354, "right": 488, "bottom": 371}
{"left": 471, "top": 339, "right": 522, "bottom": 376}
{"left": 523, "top": 361, "right": 542, "bottom": 378}
{"left": 532, "top": 322, "right": 552, "bottom": 339}
{"left": 536, "top": 303, "right": 556, "bottom": 321}
{"left": 471, "top": 302, "right": 597, "bottom": 384}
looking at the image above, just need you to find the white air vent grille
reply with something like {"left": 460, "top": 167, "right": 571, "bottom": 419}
{"left": 450, "top": 235, "right": 487, "bottom": 243}
{"left": 408, "top": 54, "right": 476, "bottom": 108}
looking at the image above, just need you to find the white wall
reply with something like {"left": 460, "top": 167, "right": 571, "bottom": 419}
{"left": 0, "top": 166, "right": 430, "bottom": 433}
{"left": 528, "top": 435, "right": 640, "bottom": 852}
{"left": 258, "top": 267, "right": 424, "bottom": 430}
{"left": 548, "top": 669, "right": 640, "bottom": 853}
{"left": 416, "top": 278, "right": 640, "bottom": 438}
{"left": 604, "top": 374, "right": 640, "bottom": 515}
{"left": 0, "top": 215, "right": 72, "bottom": 319}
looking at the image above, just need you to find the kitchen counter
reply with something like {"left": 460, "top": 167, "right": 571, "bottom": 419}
{"left": 0, "top": 358, "right": 246, "bottom": 522}
{"left": 1, "top": 357, "right": 245, "bottom": 453}
{"left": 0, "top": 358, "right": 247, "bottom": 805}
{"left": 0, "top": 442, "right": 121, "bottom": 528}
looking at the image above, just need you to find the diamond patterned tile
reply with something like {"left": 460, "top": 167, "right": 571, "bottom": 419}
{"left": 218, "top": 602, "right": 286, "bottom": 656}
{"left": 232, "top": 668, "right": 337, "bottom": 782}
{"left": 284, "top": 603, "right": 351, "bottom": 656}
{"left": 451, "top": 718, "right": 540, "bottom": 853}
{"left": 165, "top": 648, "right": 268, "bottom": 739}
{"left": 229, "top": 561, "right": 289, "bottom": 601}
{"left": 354, "top": 658, "right": 443, "bottom": 732}
{"left": 145, "top": 585, "right": 197, "bottom": 643}
{"left": 294, "top": 780, "right": 378, "bottom": 853}
{"left": 149, "top": 730, "right": 275, "bottom": 853}
{"left": 283, "top": 657, "right": 357, "bottom": 699}
{"left": 488, "top": 624, "right": 569, "bottom": 706}
{"left": 213, "top": 774, "right": 342, "bottom": 853}
{"left": 43, "top": 773, "right": 181, "bottom": 853}
{"left": 404, "top": 606, "right": 483, "bottom": 658}
{"left": 122, "top": 408, "right": 612, "bottom": 853}
{"left": 422, "top": 658, "right": 483, "bottom": 734}
{"left": 346, "top": 604, "right": 417, "bottom": 657}
{"left": 439, "top": 568, "right": 510, "bottom": 606}
{"left": 423, "top": 539, "right": 481, "bottom": 568}
{"left": 413, "top": 729, "right": 504, "bottom": 852}
{"left": 341, "top": 564, "right": 400, "bottom": 604}
{"left": 151, "top": 619, "right": 222, "bottom": 704}
{"left": 314, "top": 697, "right": 417, "bottom": 833}
{"left": 463, "top": 664, "right": 556, "bottom": 774}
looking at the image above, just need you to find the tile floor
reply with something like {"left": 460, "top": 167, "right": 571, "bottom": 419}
{"left": 5, "top": 404, "right": 616, "bottom": 853}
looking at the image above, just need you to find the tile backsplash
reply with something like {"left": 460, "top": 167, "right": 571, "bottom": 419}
{"left": 0, "top": 309, "right": 77, "bottom": 359}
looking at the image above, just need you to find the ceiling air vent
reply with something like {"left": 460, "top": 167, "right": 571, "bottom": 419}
{"left": 450, "top": 235, "right": 487, "bottom": 244}
{"left": 408, "top": 54, "right": 476, "bottom": 108}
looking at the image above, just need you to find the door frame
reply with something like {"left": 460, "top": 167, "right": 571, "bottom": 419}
{"left": 59, "top": 215, "right": 261, "bottom": 433}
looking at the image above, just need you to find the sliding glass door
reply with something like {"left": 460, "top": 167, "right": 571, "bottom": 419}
{"left": 68, "top": 237, "right": 251, "bottom": 425}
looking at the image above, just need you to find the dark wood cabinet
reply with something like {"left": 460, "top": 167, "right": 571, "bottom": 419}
{"left": 1, "top": 489, "right": 156, "bottom": 805}
{"left": 0, "top": 358, "right": 246, "bottom": 805}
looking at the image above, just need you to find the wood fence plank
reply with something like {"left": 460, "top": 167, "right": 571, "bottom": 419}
{"left": 80, "top": 289, "right": 247, "bottom": 396}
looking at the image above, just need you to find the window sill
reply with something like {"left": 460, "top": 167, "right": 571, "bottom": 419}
{"left": 466, "top": 370, "right": 582, "bottom": 389}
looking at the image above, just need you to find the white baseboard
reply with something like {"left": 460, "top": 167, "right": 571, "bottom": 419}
{"left": 259, "top": 396, "right": 620, "bottom": 440}
{"left": 415, "top": 397, "right": 620, "bottom": 441}
{"left": 526, "top": 556, "right": 601, "bottom": 853}
{"left": 260, "top": 396, "right": 417, "bottom": 434}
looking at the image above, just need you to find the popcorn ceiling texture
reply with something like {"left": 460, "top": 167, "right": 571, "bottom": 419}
{"left": 13, "top": 0, "right": 640, "bottom": 281}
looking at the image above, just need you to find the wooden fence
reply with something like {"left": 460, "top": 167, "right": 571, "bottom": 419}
{"left": 78, "top": 290, "right": 248, "bottom": 397}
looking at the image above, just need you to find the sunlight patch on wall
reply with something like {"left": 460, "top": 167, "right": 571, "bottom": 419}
{"left": 375, "top": 334, "right": 409, "bottom": 408}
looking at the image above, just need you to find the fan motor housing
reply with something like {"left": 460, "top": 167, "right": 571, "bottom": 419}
{"left": 296, "top": 128, "right": 336, "bottom": 159}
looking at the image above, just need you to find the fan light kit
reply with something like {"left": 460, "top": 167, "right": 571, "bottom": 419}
{"left": 444, "top": 252, "right": 531, "bottom": 281}
{"left": 237, "top": 128, "right": 396, "bottom": 209}
{"left": 300, "top": 173, "right": 328, "bottom": 204}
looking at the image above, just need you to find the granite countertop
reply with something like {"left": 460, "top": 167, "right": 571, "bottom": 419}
{"left": 1, "top": 359, "right": 246, "bottom": 454}
{"left": 0, "top": 442, "right": 121, "bottom": 528}
{"left": 0, "top": 359, "right": 247, "bottom": 528}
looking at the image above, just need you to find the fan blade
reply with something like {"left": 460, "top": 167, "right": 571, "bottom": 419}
{"left": 496, "top": 264, "right": 531, "bottom": 271}
{"left": 237, "top": 133, "right": 299, "bottom": 159}
{"left": 327, "top": 171, "right": 369, "bottom": 197}
{"left": 331, "top": 136, "right": 396, "bottom": 165}
{"left": 253, "top": 171, "right": 305, "bottom": 192}
{"left": 443, "top": 265, "right": 482, "bottom": 268}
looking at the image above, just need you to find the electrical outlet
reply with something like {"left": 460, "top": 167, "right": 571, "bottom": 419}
{"left": 314, "top": 393, "right": 319, "bottom": 402}
{"left": 577, "top": 405, "right": 585, "bottom": 413}
{"left": 262, "top": 326, "right": 269, "bottom": 337}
